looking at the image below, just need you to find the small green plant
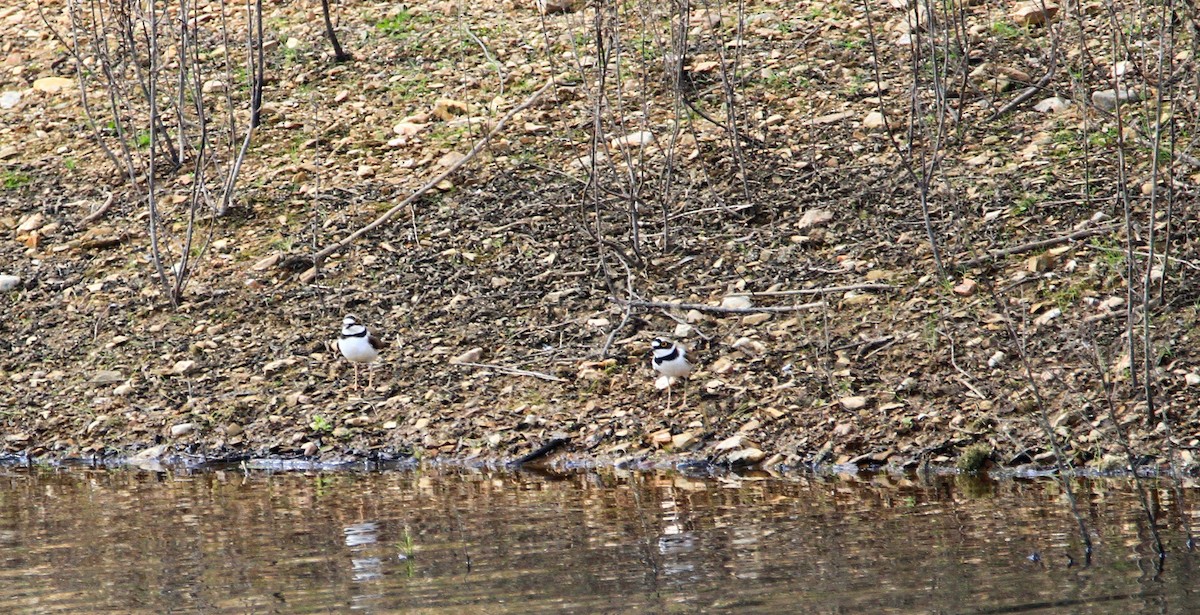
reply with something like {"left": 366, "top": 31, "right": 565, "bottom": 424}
{"left": 63, "top": 158, "right": 77, "bottom": 171}
{"left": 310, "top": 414, "right": 333, "bottom": 433}
{"left": 2, "top": 171, "right": 31, "bottom": 190}
{"left": 991, "top": 21, "right": 1021, "bottom": 38}
{"left": 956, "top": 443, "right": 992, "bottom": 473}
{"left": 376, "top": 10, "right": 426, "bottom": 38}
{"left": 133, "top": 130, "right": 151, "bottom": 149}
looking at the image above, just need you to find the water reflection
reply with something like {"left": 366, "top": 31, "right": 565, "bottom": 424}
{"left": 0, "top": 466, "right": 1194, "bottom": 613}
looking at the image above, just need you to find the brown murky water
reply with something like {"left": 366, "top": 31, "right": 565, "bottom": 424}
{"left": 0, "top": 465, "right": 1196, "bottom": 614}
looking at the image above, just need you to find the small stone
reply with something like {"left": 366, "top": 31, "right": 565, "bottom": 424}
{"left": 302, "top": 441, "right": 320, "bottom": 456}
{"left": 721, "top": 295, "right": 752, "bottom": 309}
{"left": 710, "top": 356, "right": 735, "bottom": 375}
{"left": 538, "top": 0, "right": 581, "bottom": 14}
{"left": 132, "top": 445, "right": 168, "bottom": 460}
{"left": 839, "top": 396, "right": 869, "bottom": 410}
{"left": 251, "top": 254, "right": 280, "bottom": 271}
{"left": 732, "top": 337, "right": 767, "bottom": 358}
{"left": 172, "top": 360, "right": 198, "bottom": 375}
{"left": 0, "top": 91, "right": 20, "bottom": 109}
{"left": 332, "top": 427, "right": 351, "bottom": 438}
{"left": 988, "top": 351, "right": 1006, "bottom": 368}
{"left": 263, "top": 358, "right": 295, "bottom": 374}
{"left": 1033, "top": 307, "right": 1062, "bottom": 326}
{"left": 0, "top": 274, "right": 20, "bottom": 291}
{"left": 113, "top": 382, "right": 134, "bottom": 396}
{"left": 1027, "top": 253, "right": 1055, "bottom": 272}
{"left": 651, "top": 430, "right": 673, "bottom": 446}
{"left": 715, "top": 435, "right": 747, "bottom": 451}
{"left": 285, "top": 37, "right": 303, "bottom": 50}
{"left": 224, "top": 423, "right": 244, "bottom": 437}
{"left": 610, "top": 131, "right": 655, "bottom": 148}
{"left": 452, "top": 347, "right": 483, "bottom": 364}
{"left": 170, "top": 422, "right": 196, "bottom": 437}
{"left": 797, "top": 209, "right": 834, "bottom": 230}
{"left": 383, "top": 420, "right": 399, "bottom": 429}
{"left": 89, "top": 370, "right": 124, "bottom": 385}
{"left": 953, "top": 279, "right": 977, "bottom": 296}
{"left": 432, "top": 98, "right": 469, "bottom": 121}
{"left": 862, "top": 111, "right": 887, "bottom": 130}
{"left": 1033, "top": 97, "right": 1071, "bottom": 113}
{"left": 586, "top": 318, "right": 610, "bottom": 328}
{"left": 1185, "top": 373, "right": 1200, "bottom": 386}
{"left": 0, "top": 146, "right": 17, "bottom": 160}
{"left": 201, "top": 79, "right": 225, "bottom": 94}
{"left": 393, "top": 121, "right": 425, "bottom": 136}
{"left": 728, "top": 447, "right": 766, "bottom": 465}
{"left": 17, "top": 213, "right": 45, "bottom": 233}
{"left": 671, "top": 431, "right": 698, "bottom": 450}
{"left": 673, "top": 323, "right": 694, "bottom": 338}
{"left": 686, "top": 310, "right": 705, "bottom": 323}
{"left": 1011, "top": 2, "right": 1058, "bottom": 26}
{"left": 742, "top": 312, "right": 771, "bottom": 326}
{"left": 1091, "top": 87, "right": 1140, "bottom": 111}
{"left": 33, "top": 77, "right": 74, "bottom": 93}
{"left": 356, "top": 165, "right": 375, "bottom": 178}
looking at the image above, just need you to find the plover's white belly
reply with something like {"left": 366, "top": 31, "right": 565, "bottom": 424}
{"left": 338, "top": 336, "right": 379, "bottom": 363}
{"left": 655, "top": 357, "right": 692, "bottom": 379}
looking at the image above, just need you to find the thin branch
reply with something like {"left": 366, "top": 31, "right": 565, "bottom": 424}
{"left": 956, "top": 224, "right": 1119, "bottom": 269}
{"left": 452, "top": 361, "right": 566, "bottom": 383}
{"left": 620, "top": 299, "right": 825, "bottom": 314}
{"left": 729, "top": 283, "right": 895, "bottom": 297}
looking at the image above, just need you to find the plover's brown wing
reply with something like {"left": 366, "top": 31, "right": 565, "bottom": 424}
{"left": 369, "top": 334, "right": 385, "bottom": 350}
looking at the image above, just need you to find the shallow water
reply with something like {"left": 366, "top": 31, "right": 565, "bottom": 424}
{"left": 0, "top": 465, "right": 1196, "bottom": 614}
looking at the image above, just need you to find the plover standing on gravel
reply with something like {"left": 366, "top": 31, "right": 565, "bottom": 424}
{"left": 338, "top": 315, "right": 383, "bottom": 390}
{"left": 651, "top": 337, "right": 693, "bottom": 410}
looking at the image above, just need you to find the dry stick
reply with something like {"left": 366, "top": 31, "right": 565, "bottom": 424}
{"left": 79, "top": 192, "right": 117, "bottom": 227}
{"left": 451, "top": 361, "right": 566, "bottom": 383}
{"left": 729, "top": 283, "right": 895, "bottom": 297}
{"left": 302, "top": 78, "right": 556, "bottom": 274}
{"left": 620, "top": 299, "right": 825, "bottom": 314}
{"left": 955, "top": 224, "right": 1119, "bottom": 269}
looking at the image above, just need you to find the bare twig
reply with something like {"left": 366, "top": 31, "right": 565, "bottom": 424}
{"left": 79, "top": 192, "right": 117, "bottom": 227}
{"left": 302, "top": 78, "right": 556, "bottom": 272}
{"left": 955, "top": 224, "right": 1119, "bottom": 269}
{"left": 619, "top": 299, "right": 825, "bottom": 314}
{"left": 452, "top": 361, "right": 566, "bottom": 383}
{"left": 730, "top": 283, "right": 895, "bottom": 297}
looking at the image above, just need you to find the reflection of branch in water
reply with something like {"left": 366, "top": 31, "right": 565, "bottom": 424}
{"left": 991, "top": 285, "right": 1093, "bottom": 564}
{"left": 1081, "top": 325, "right": 1165, "bottom": 566}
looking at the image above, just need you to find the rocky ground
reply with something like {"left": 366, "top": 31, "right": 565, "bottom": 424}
{"left": 2, "top": 0, "right": 1200, "bottom": 473}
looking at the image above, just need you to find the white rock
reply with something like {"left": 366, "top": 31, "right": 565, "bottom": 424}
{"left": 17, "top": 213, "right": 45, "bottom": 233}
{"left": 797, "top": 209, "right": 833, "bottom": 229}
{"left": 170, "top": 422, "right": 196, "bottom": 437}
{"left": 715, "top": 435, "right": 747, "bottom": 451}
{"left": 721, "top": 295, "right": 752, "bottom": 309}
{"left": 1033, "top": 308, "right": 1062, "bottom": 326}
{"left": 839, "top": 396, "right": 868, "bottom": 410}
{"left": 172, "top": 360, "right": 198, "bottom": 375}
{"left": 610, "top": 131, "right": 655, "bottom": 148}
{"left": 1185, "top": 373, "right": 1200, "bottom": 386}
{"left": 1033, "top": 96, "right": 1071, "bottom": 113}
{"left": 0, "top": 275, "right": 19, "bottom": 291}
{"left": 862, "top": 111, "right": 887, "bottom": 130}
{"left": 0, "top": 91, "right": 20, "bottom": 109}
{"left": 988, "top": 351, "right": 1007, "bottom": 368}
{"left": 728, "top": 447, "right": 766, "bottom": 465}
{"left": 452, "top": 347, "right": 483, "bottom": 364}
{"left": 673, "top": 323, "right": 694, "bottom": 338}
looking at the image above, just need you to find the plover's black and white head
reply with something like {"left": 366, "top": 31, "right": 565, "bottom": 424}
{"left": 338, "top": 315, "right": 384, "bottom": 391}
{"left": 651, "top": 337, "right": 693, "bottom": 409}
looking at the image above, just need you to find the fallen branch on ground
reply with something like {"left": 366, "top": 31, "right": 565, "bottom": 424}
{"left": 956, "top": 224, "right": 1119, "bottom": 269}
{"left": 452, "top": 361, "right": 566, "bottom": 382}
{"left": 297, "top": 78, "right": 557, "bottom": 277}
{"left": 729, "top": 283, "right": 894, "bottom": 296}
{"left": 79, "top": 192, "right": 116, "bottom": 227}
{"left": 619, "top": 299, "right": 826, "bottom": 314}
